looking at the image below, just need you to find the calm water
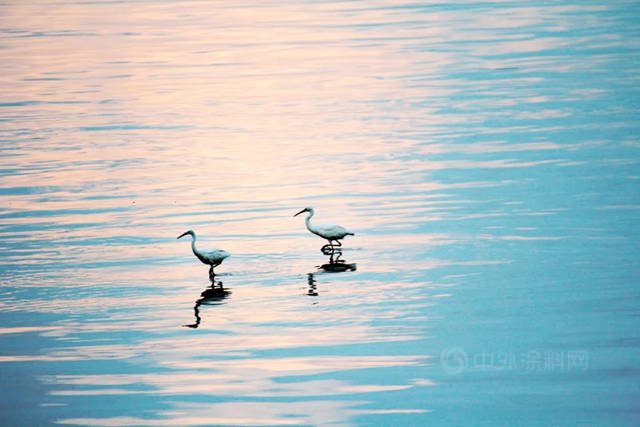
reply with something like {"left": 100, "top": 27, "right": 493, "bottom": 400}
{"left": 1, "top": 1, "right": 639, "bottom": 425}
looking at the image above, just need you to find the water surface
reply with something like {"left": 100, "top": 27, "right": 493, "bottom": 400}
{"left": 1, "top": 1, "right": 639, "bottom": 425}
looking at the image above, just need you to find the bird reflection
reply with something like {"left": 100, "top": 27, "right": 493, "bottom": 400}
{"left": 318, "top": 244, "right": 357, "bottom": 272}
{"left": 306, "top": 245, "right": 357, "bottom": 297}
{"left": 184, "top": 278, "right": 231, "bottom": 329}
{"left": 307, "top": 273, "right": 318, "bottom": 296}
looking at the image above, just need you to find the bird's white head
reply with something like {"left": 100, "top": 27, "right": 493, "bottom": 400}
{"left": 294, "top": 206, "right": 314, "bottom": 217}
{"left": 177, "top": 229, "right": 195, "bottom": 240}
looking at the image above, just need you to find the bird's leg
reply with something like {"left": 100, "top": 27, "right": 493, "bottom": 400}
{"left": 326, "top": 241, "right": 336, "bottom": 261}
{"left": 209, "top": 266, "right": 215, "bottom": 283}
{"left": 327, "top": 239, "right": 342, "bottom": 251}
{"left": 330, "top": 240, "right": 344, "bottom": 264}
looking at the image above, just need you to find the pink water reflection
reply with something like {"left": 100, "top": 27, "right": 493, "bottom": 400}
{"left": 3, "top": 0, "right": 625, "bottom": 425}
{"left": 46, "top": 355, "right": 431, "bottom": 426}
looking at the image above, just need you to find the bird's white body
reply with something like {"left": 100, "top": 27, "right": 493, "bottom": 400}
{"left": 178, "top": 230, "right": 230, "bottom": 271}
{"left": 307, "top": 221, "right": 352, "bottom": 241}
{"left": 294, "top": 207, "right": 354, "bottom": 246}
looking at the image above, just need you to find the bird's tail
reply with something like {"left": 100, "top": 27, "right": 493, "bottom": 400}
{"left": 347, "top": 232, "right": 355, "bottom": 236}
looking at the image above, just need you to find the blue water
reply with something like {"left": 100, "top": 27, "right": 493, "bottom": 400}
{"left": 1, "top": 1, "right": 639, "bottom": 425}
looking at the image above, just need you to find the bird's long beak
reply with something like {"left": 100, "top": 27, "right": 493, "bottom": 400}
{"left": 294, "top": 208, "right": 307, "bottom": 217}
{"left": 177, "top": 231, "right": 189, "bottom": 239}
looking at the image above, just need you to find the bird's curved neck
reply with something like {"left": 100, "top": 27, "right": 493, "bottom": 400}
{"left": 189, "top": 234, "right": 198, "bottom": 254}
{"left": 305, "top": 211, "right": 315, "bottom": 231}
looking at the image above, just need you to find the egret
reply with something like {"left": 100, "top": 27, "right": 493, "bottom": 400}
{"left": 294, "top": 206, "right": 354, "bottom": 249}
{"left": 177, "top": 230, "right": 230, "bottom": 279}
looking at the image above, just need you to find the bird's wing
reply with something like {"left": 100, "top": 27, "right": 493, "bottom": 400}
{"left": 203, "top": 249, "right": 230, "bottom": 262}
{"left": 315, "top": 224, "right": 350, "bottom": 239}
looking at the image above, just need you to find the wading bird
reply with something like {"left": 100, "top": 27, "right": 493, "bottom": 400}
{"left": 294, "top": 206, "right": 354, "bottom": 249}
{"left": 177, "top": 230, "right": 230, "bottom": 280}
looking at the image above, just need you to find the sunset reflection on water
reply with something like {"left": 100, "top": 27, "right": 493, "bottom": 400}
{"left": 1, "top": 0, "right": 639, "bottom": 425}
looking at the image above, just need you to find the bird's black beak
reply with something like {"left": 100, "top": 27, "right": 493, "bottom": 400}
{"left": 177, "top": 231, "right": 189, "bottom": 239}
{"left": 294, "top": 208, "right": 307, "bottom": 217}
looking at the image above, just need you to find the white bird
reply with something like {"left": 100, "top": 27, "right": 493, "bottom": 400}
{"left": 294, "top": 206, "right": 354, "bottom": 248}
{"left": 177, "top": 230, "right": 230, "bottom": 277}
